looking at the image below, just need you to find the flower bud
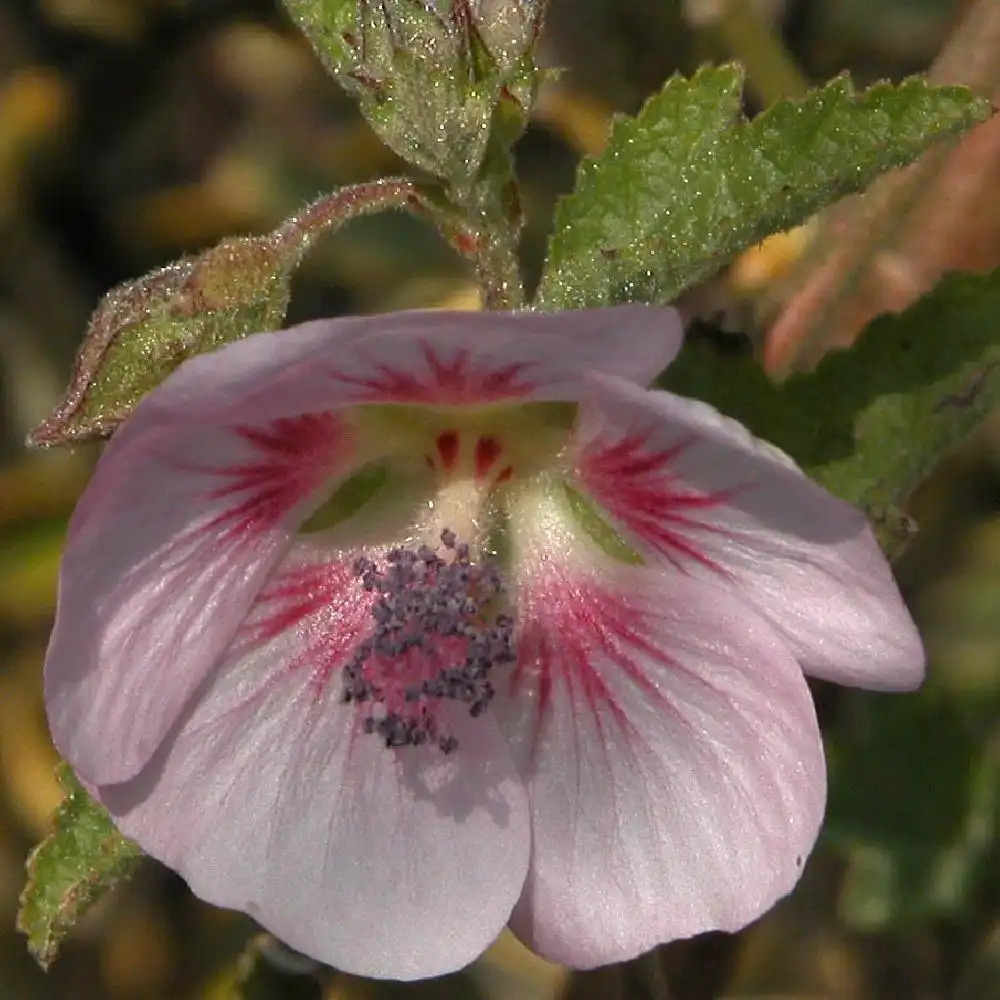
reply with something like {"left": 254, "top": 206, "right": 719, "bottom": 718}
{"left": 287, "top": 0, "right": 545, "bottom": 187}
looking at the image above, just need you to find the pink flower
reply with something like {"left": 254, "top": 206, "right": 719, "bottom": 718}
{"left": 44, "top": 306, "right": 923, "bottom": 980}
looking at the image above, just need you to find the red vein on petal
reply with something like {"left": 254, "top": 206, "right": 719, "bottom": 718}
{"left": 436, "top": 430, "right": 459, "bottom": 472}
{"left": 239, "top": 557, "right": 373, "bottom": 697}
{"left": 579, "top": 430, "right": 744, "bottom": 576}
{"left": 510, "top": 547, "right": 762, "bottom": 778}
{"left": 327, "top": 342, "right": 536, "bottom": 404}
{"left": 514, "top": 569, "right": 676, "bottom": 763}
{"left": 475, "top": 435, "right": 503, "bottom": 479}
{"left": 202, "top": 412, "right": 350, "bottom": 541}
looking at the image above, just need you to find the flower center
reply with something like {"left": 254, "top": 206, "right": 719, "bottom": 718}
{"left": 343, "top": 529, "right": 515, "bottom": 753}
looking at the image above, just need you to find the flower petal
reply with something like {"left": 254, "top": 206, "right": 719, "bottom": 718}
{"left": 496, "top": 496, "right": 825, "bottom": 967}
{"left": 316, "top": 305, "right": 682, "bottom": 405}
{"left": 83, "top": 306, "right": 681, "bottom": 426}
{"left": 46, "top": 393, "right": 357, "bottom": 787}
{"left": 46, "top": 306, "right": 681, "bottom": 785}
{"left": 98, "top": 550, "right": 531, "bottom": 980}
{"left": 572, "top": 373, "right": 924, "bottom": 690}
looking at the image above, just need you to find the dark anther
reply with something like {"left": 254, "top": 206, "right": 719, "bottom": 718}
{"left": 344, "top": 529, "right": 516, "bottom": 754}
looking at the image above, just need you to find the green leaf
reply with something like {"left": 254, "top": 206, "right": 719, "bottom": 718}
{"left": 661, "top": 267, "right": 1000, "bottom": 557}
{"left": 824, "top": 686, "right": 1000, "bottom": 931}
{"left": 17, "top": 763, "right": 143, "bottom": 968}
{"left": 279, "top": 0, "right": 359, "bottom": 77}
{"left": 28, "top": 179, "right": 432, "bottom": 447}
{"left": 536, "top": 66, "right": 992, "bottom": 311}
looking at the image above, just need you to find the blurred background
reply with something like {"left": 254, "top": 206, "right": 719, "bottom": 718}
{"left": 1, "top": 0, "right": 999, "bottom": 997}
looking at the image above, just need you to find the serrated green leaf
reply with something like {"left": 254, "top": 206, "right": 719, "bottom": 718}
{"left": 661, "top": 267, "right": 1000, "bottom": 557}
{"left": 28, "top": 180, "right": 430, "bottom": 447}
{"left": 536, "top": 66, "right": 992, "bottom": 310}
{"left": 17, "top": 763, "right": 142, "bottom": 968}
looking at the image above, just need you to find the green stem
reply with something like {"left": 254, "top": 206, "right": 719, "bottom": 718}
{"left": 454, "top": 98, "right": 528, "bottom": 310}
{"left": 472, "top": 220, "right": 525, "bottom": 310}
{"left": 450, "top": 177, "right": 525, "bottom": 310}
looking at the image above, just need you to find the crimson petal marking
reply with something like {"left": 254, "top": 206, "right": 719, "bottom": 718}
{"left": 199, "top": 412, "right": 350, "bottom": 541}
{"left": 510, "top": 559, "right": 738, "bottom": 769}
{"left": 45, "top": 408, "right": 356, "bottom": 787}
{"left": 327, "top": 341, "right": 537, "bottom": 404}
{"left": 578, "top": 426, "right": 744, "bottom": 576}
{"left": 573, "top": 373, "right": 925, "bottom": 690}
{"left": 475, "top": 435, "right": 503, "bottom": 479}
{"left": 434, "top": 430, "right": 460, "bottom": 472}
{"left": 497, "top": 546, "right": 825, "bottom": 968}
{"left": 236, "top": 555, "right": 373, "bottom": 697}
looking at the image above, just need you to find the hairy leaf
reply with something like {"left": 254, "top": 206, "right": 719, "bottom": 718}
{"left": 280, "top": 0, "right": 358, "bottom": 78}
{"left": 18, "top": 764, "right": 142, "bottom": 968}
{"left": 536, "top": 66, "right": 992, "bottom": 310}
{"left": 662, "top": 267, "right": 1000, "bottom": 557}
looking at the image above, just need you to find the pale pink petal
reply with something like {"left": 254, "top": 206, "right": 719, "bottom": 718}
{"left": 46, "top": 306, "right": 681, "bottom": 784}
{"left": 97, "top": 549, "right": 531, "bottom": 980}
{"left": 46, "top": 393, "right": 357, "bottom": 787}
{"left": 496, "top": 515, "right": 825, "bottom": 967}
{"left": 573, "top": 373, "right": 924, "bottom": 690}
{"left": 316, "top": 305, "right": 682, "bottom": 405}
{"left": 124, "top": 306, "right": 682, "bottom": 421}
